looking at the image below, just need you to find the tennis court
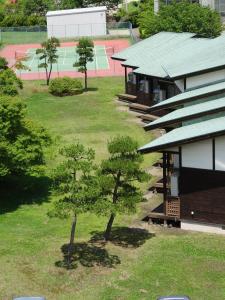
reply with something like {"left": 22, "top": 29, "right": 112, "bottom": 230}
{"left": 18, "top": 45, "right": 109, "bottom": 73}
{"left": 0, "top": 39, "right": 129, "bottom": 79}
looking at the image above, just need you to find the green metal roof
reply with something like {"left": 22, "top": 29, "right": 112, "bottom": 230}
{"left": 145, "top": 97, "right": 225, "bottom": 130}
{"left": 112, "top": 32, "right": 225, "bottom": 79}
{"left": 150, "top": 80, "right": 225, "bottom": 112}
{"left": 139, "top": 116, "right": 225, "bottom": 153}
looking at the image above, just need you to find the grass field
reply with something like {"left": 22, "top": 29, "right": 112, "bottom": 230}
{"left": 1, "top": 77, "right": 225, "bottom": 300}
{"left": 0, "top": 30, "right": 47, "bottom": 45}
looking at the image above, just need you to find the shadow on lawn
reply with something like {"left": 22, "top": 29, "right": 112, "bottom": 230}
{"left": 55, "top": 242, "right": 121, "bottom": 270}
{"left": 0, "top": 175, "right": 51, "bottom": 214}
{"left": 90, "top": 226, "right": 155, "bottom": 248}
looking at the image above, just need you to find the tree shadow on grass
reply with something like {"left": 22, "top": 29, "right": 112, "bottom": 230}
{"left": 85, "top": 87, "right": 98, "bottom": 92}
{"left": 55, "top": 242, "right": 121, "bottom": 270}
{"left": 0, "top": 175, "right": 51, "bottom": 214}
{"left": 90, "top": 226, "right": 155, "bottom": 248}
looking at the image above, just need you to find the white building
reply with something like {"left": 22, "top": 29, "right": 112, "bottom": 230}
{"left": 46, "top": 6, "right": 107, "bottom": 39}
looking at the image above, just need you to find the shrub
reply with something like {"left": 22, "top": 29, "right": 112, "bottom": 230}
{"left": 0, "top": 69, "right": 23, "bottom": 96}
{"left": 138, "top": 0, "right": 222, "bottom": 38}
{"left": 49, "top": 77, "right": 83, "bottom": 96}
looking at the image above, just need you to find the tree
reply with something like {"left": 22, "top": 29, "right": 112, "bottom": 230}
{"left": 49, "top": 143, "right": 99, "bottom": 264}
{"left": 96, "top": 136, "right": 150, "bottom": 241}
{"left": 23, "top": 0, "right": 49, "bottom": 17}
{"left": 138, "top": 0, "right": 222, "bottom": 39}
{"left": 0, "top": 68, "right": 23, "bottom": 96}
{"left": 36, "top": 37, "right": 60, "bottom": 86}
{"left": 74, "top": 38, "right": 94, "bottom": 91}
{"left": 0, "top": 96, "right": 51, "bottom": 178}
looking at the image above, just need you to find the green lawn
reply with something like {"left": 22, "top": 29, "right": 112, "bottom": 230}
{"left": 1, "top": 77, "right": 225, "bottom": 300}
{"left": 0, "top": 30, "right": 47, "bottom": 45}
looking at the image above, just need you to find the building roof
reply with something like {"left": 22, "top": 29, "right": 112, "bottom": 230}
{"left": 46, "top": 6, "right": 107, "bottom": 17}
{"left": 145, "top": 97, "right": 225, "bottom": 130}
{"left": 139, "top": 116, "right": 225, "bottom": 153}
{"left": 149, "top": 80, "right": 225, "bottom": 112}
{"left": 112, "top": 32, "right": 225, "bottom": 79}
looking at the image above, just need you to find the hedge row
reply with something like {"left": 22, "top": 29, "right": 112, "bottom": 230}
{"left": 0, "top": 15, "right": 46, "bottom": 27}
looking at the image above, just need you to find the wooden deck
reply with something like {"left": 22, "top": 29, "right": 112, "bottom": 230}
{"left": 149, "top": 180, "right": 170, "bottom": 192}
{"left": 117, "top": 93, "right": 137, "bottom": 103}
{"left": 148, "top": 212, "right": 180, "bottom": 221}
{"left": 139, "top": 113, "right": 159, "bottom": 123}
{"left": 129, "top": 103, "right": 150, "bottom": 113}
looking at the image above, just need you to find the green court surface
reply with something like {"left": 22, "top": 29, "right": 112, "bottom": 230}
{"left": 19, "top": 45, "right": 109, "bottom": 73}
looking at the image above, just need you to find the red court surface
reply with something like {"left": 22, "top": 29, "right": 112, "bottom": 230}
{"left": 0, "top": 39, "right": 129, "bottom": 80}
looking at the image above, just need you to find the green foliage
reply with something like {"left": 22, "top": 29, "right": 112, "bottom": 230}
{"left": 49, "top": 77, "right": 83, "bottom": 96}
{"left": 0, "top": 68, "right": 23, "bottom": 96}
{"left": 74, "top": 38, "right": 94, "bottom": 90}
{"left": 49, "top": 143, "right": 98, "bottom": 219}
{"left": 0, "top": 96, "right": 51, "bottom": 177}
{"left": 57, "top": 0, "right": 84, "bottom": 9}
{"left": 115, "top": 1, "right": 140, "bottom": 27}
{"left": 0, "top": 57, "right": 8, "bottom": 70}
{"left": 36, "top": 37, "right": 60, "bottom": 85}
{"left": 23, "top": 0, "right": 49, "bottom": 17}
{"left": 0, "top": 14, "right": 46, "bottom": 27}
{"left": 95, "top": 136, "right": 150, "bottom": 240}
{"left": 138, "top": 0, "right": 222, "bottom": 38}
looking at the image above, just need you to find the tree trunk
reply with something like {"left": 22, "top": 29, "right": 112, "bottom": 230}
{"left": 104, "top": 171, "right": 121, "bottom": 241}
{"left": 47, "top": 64, "right": 52, "bottom": 86}
{"left": 84, "top": 70, "right": 87, "bottom": 91}
{"left": 67, "top": 214, "right": 77, "bottom": 264}
{"left": 104, "top": 213, "right": 115, "bottom": 241}
{"left": 45, "top": 67, "right": 49, "bottom": 86}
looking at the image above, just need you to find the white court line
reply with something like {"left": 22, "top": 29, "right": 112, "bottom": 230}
{"left": 103, "top": 46, "right": 110, "bottom": 70}
{"left": 62, "top": 47, "right": 67, "bottom": 65}
{"left": 94, "top": 47, "right": 99, "bottom": 70}
{"left": 27, "top": 49, "right": 35, "bottom": 73}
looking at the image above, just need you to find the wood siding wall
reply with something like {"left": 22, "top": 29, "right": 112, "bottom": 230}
{"left": 180, "top": 168, "right": 225, "bottom": 225}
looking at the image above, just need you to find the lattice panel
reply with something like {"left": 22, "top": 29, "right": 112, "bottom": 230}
{"left": 166, "top": 198, "right": 180, "bottom": 218}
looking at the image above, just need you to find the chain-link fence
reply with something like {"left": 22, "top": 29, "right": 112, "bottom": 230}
{"left": 0, "top": 22, "right": 133, "bottom": 45}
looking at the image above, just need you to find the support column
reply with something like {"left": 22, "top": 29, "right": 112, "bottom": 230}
{"left": 163, "top": 152, "right": 167, "bottom": 215}
{"left": 124, "top": 67, "right": 128, "bottom": 93}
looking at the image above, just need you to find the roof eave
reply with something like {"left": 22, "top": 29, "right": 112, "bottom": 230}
{"left": 138, "top": 129, "right": 225, "bottom": 154}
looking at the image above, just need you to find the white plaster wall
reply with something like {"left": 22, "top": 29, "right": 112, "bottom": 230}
{"left": 186, "top": 69, "right": 225, "bottom": 90}
{"left": 174, "top": 79, "right": 184, "bottom": 92}
{"left": 47, "top": 11, "right": 107, "bottom": 38}
{"left": 200, "top": 0, "right": 215, "bottom": 9}
{"left": 215, "top": 136, "right": 225, "bottom": 171}
{"left": 181, "top": 220, "right": 225, "bottom": 235}
{"left": 182, "top": 139, "right": 212, "bottom": 170}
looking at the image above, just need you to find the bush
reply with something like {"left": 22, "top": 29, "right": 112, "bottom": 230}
{"left": 0, "top": 69, "right": 23, "bottom": 96}
{"left": 49, "top": 77, "right": 83, "bottom": 96}
{"left": 138, "top": 0, "right": 222, "bottom": 38}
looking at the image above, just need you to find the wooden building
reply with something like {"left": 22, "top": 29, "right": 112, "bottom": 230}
{"left": 139, "top": 94, "right": 225, "bottom": 234}
{"left": 112, "top": 32, "right": 225, "bottom": 110}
